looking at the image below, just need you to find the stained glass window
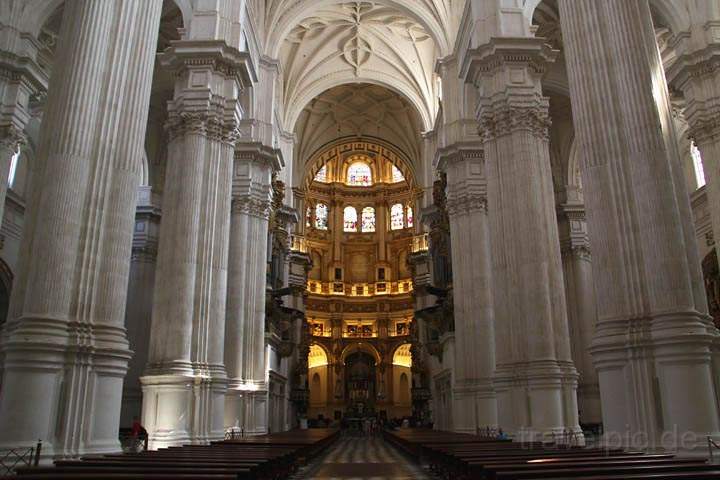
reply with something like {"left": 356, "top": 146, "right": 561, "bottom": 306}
{"left": 691, "top": 141, "right": 706, "bottom": 188}
{"left": 347, "top": 162, "right": 372, "bottom": 186}
{"left": 392, "top": 165, "right": 404, "bottom": 183}
{"left": 315, "top": 203, "right": 328, "bottom": 230}
{"left": 344, "top": 206, "right": 358, "bottom": 232}
{"left": 406, "top": 206, "right": 413, "bottom": 228}
{"left": 314, "top": 164, "right": 327, "bottom": 183}
{"left": 306, "top": 206, "right": 312, "bottom": 227}
{"left": 390, "top": 203, "right": 404, "bottom": 230}
{"left": 361, "top": 206, "right": 376, "bottom": 232}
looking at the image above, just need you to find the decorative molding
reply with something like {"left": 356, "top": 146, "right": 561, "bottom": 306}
{"left": 478, "top": 101, "right": 551, "bottom": 142}
{"left": 231, "top": 196, "right": 271, "bottom": 219}
{"left": 0, "top": 125, "right": 26, "bottom": 151}
{"left": 165, "top": 112, "right": 240, "bottom": 144}
{"left": 446, "top": 193, "right": 487, "bottom": 217}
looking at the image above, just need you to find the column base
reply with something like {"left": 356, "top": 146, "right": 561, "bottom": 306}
{"left": 452, "top": 379, "right": 497, "bottom": 435}
{"left": 141, "top": 366, "right": 227, "bottom": 449}
{"left": 224, "top": 381, "right": 268, "bottom": 436}
{"left": 592, "top": 311, "right": 720, "bottom": 452}
{"left": 577, "top": 382, "right": 602, "bottom": 425}
{"left": 494, "top": 360, "right": 584, "bottom": 444}
{"left": 0, "top": 318, "right": 131, "bottom": 459}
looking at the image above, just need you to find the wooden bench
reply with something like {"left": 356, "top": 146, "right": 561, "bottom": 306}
{"left": 384, "top": 428, "right": 720, "bottom": 480}
{"left": 8, "top": 428, "right": 339, "bottom": 480}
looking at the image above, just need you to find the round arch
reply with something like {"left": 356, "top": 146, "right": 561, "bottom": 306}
{"left": 265, "top": 0, "right": 450, "bottom": 60}
{"left": 301, "top": 137, "right": 417, "bottom": 191}
{"left": 392, "top": 343, "right": 412, "bottom": 368}
{"left": 340, "top": 342, "right": 382, "bottom": 365}
{"left": 308, "top": 343, "right": 330, "bottom": 368}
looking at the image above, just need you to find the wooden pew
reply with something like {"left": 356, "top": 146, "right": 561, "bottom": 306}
{"left": 9, "top": 428, "right": 339, "bottom": 480}
{"left": 385, "top": 428, "right": 720, "bottom": 480}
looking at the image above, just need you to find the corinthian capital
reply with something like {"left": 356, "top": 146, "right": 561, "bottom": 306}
{"left": 478, "top": 100, "right": 551, "bottom": 142}
{"left": 231, "top": 196, "right": 271, "bottom": 219}
{"left": 0, "top": 125, "right": 26, "bottom": 151}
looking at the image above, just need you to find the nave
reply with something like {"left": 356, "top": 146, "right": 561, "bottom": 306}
{"left": 296, "top": 435, "right": 432, "bottom": 480}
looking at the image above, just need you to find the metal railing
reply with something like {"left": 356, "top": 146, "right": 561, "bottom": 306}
{"left": 225, "top": 428, "right": 246, "bottom": 440}
{"left": 0, "top": 441, "right": 41, "bottom": 475}
{"left": 550, "top": 429, "right": 582, "bottom": 448}
{"left": 708, "top": 436, "right": 720, "bottom": 463}
{"left": 119, "top": 432, "right": 148, "bottom": 453}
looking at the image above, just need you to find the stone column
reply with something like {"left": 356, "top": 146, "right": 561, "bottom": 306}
{"left": 0, "top": 0, "right": 162, "bottom": 458}
{"left": 121, "top": 187, "right": 161, "bottom": 426}
{"left": 436, "top": 144, "right": 497, "bottom": 434}
{"left": 668, "top": 39, "right": 720, "bottom": 267}
{"left": 224, "top": 142, "right": 279, "bottom": 435}
{"left": 559, "top": 0, "right": 720, "bottom": 450}
{"left": 142, "top": 41, "right": 254, "bottom": 448}
{"left": 558, "top": 200, "right": 601, "bottom": 425}
{"left": 463, "top": 38, "right": 581, "bottom": 440}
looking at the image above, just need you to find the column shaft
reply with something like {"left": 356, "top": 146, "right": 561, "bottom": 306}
{"left": 224, "top": 145, "right": 277, "bottom": 435}
{"left": 0, "top": 0, "right": 161, "bottom": 457}
{"left": 439, "top": 146, "right": 497, "bottom": 434}
{"left": 560, "top": 0, "right": 720, "bottom": 449}
{"left": 558, "top": 204, "right": 601, "bottom": 425}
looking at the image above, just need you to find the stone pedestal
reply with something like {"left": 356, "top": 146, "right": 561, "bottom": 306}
{"left": 142, "top": 41, "right": 254, "bottom": 448}
{"left": 0, "top": 0, "right": 162, "bottom": 458}
{"left": 560, "top": 0, "right": 720, "bottom": 451}
{"left": 436, "top": 144, "right": 497, "bottom": 434}
{"left": 223, "top": 142, "right": 280, "bottom": 435}
{"left": 462, "top": 37, "right": 581, "bottom": 440}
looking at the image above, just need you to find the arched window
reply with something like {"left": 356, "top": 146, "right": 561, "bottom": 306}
{"left": 315, "top": 203, "right": 328, "bottom": 230}
{"left": 305, "top": 206, "right": 312, "bottom": 227}
{"left": 314, "top": 164, "right": 327, "bottom": 183}
{"left": 406, "top": 206, "right": 413, "bottom": 228}
{"left": 390, "top": 203, "right": 404, "bottom": 230}
{"left": 7, "top": 148, "right": 19, "bottom": 187}
{"left": 691, "top": 141, "right": 706, "bottom": 189}
{"left": 344, "top": 206, "right": 358, "bottom": 232}
{"left": 361, "top": 206, "right": 375, "bottom": 232}
{"left": 347, "top": 162, "right": 372, "bottom": 186}
{"left": 392, "top": 165, "right": 405, "bottom": 183}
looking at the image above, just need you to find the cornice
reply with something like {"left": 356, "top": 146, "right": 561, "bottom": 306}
{"left": 433, "top": 141, "right": 484, "bottom": 172}
{"left": 460, "top": 36, "right": 558, "bottom": 86}
{"left": 234, "top": 141, "right": 284, "bottom": 172}
{"left": 160, "top": 39, "right": 258, "bottom": 87}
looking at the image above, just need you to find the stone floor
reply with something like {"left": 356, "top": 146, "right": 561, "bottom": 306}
{"left": 296, "top": 434, "right": 433, "bottom": 480}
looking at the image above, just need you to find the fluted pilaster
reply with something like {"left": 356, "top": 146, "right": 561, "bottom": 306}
{"left": 224, "top": 142, "right": 281, "bottom": 435}
{"left": 560, "top": 0, "right": 720, "bottom": 451}
{"left": 436, "top": 143, "right": 497, "bottom": 434}
{"left": 558, "top": 202, "right": 601, "bottom": 425}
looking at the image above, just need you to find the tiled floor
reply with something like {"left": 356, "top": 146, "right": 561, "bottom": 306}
{"left": 297, "top": 434, "right": 432, "bottom": 480}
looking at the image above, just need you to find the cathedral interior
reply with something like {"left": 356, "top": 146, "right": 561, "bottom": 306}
{"left": 2, "top": 0, "right": 720, "bottom": 478}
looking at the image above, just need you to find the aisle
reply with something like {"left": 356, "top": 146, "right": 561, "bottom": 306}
{"left": 299, "top": 434, "right": 433, "bottom": 480}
